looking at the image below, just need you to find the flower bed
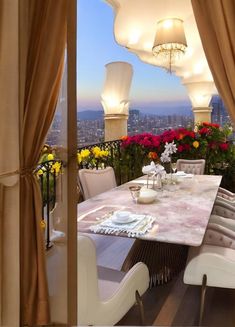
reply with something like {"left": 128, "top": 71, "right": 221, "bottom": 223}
{"left": 120, "top": 122, "right": 235, "bottom": 175}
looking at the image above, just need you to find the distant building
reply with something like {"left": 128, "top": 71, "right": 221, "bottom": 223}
{"left": 211, "top": 95, "right": 231, "bottom": 126}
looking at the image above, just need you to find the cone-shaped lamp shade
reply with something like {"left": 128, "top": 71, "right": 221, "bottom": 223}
{"left": 184, "top": 81, "right": 216, "bottom": 107}
{"left": 101, "top": 62, "right": 133, "bottom": 115}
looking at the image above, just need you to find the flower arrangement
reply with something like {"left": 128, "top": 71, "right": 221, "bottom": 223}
{"left": 121, "top": 123, "right": 235, "bottom": 174}
{"left": 36, "top": 145, "right": 63, "bottom": 207}
{"left": 160, "top": 141, "right": 178, "bottom": 163}
{"left": 77, "top": 146, "right": 110, "bottom": 169}
{"left": 37, "top": 145, "right": 62, "bottom": 177}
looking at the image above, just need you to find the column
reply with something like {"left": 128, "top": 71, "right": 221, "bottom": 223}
{"left": 192, "top": 106, "right": 212, "bottom": 124}
{"left": 104, "top": 114, "right": 128, "bottom": 141}
{"left": 184, "top": 81, "right": 216, "bottom": 124}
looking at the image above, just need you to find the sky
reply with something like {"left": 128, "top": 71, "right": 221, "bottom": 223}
{"left": 77, "top": 0, "right": 191, "bottom": 115}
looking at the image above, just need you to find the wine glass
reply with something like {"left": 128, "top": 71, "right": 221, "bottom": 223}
{"left": 129, "top": 185, "right": 141, "bottom": 204}
{"left": 171, "top": 162, "right": 177, "bottom": 174}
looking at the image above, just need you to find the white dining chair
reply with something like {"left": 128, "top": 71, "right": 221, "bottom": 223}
{"left": 184, "top": 202, "right": 235, "bottom": 325}
{"left": 184, "top": 243, "right": 235, "bottom": 325}
{"left": 78, "top": 166, "right": 117, "bottom": 200}
{"left": 176, "top": 159, "right": 205, "bottom": 175}
{"left": 78, "top": 234, "right": 149, "bottom": 326}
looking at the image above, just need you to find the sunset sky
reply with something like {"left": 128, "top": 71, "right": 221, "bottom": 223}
{"left": 77, "top": 0, "right": 191, "bottom": 115}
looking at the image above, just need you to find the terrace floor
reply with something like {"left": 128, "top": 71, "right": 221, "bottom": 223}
{"left": 94, "top": 235, "right": 235, "bottom": 326}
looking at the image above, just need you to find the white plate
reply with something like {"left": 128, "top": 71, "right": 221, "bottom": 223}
{"left": 174, "top": 171, "right": 186, "bottom": 176}
{"left": 111, "top": 215, "right": 136, "bottom": 224}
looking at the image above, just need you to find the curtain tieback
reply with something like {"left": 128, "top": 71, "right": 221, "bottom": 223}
{"left": 0, "top": 167, "right": 37, "bottom": 179}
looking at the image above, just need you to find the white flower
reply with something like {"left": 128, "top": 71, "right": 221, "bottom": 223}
{"left": 164, "top": 141, "right": 177, "bottom": 155}
{"left": 155, "top": 164, "right": 166, "bottom": 176}
{"left": 142, "top": 162, "right": 156, "bottom": 175}
{"left": 160, "top": 151, "right": 171, "bottom": 163}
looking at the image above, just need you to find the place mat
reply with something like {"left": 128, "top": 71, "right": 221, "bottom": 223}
{"left": 90, "top": 210, "right": 156, "bottom": 237}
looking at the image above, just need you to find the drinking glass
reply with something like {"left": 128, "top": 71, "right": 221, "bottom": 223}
{"left": 129, "top": 185, "right": 141, "bottom": 204}
{"left": 170, "top": 161, "right": 177, "bottom": 185}
{"left": 171, "top": 162, "right": 177, "bottom": 173}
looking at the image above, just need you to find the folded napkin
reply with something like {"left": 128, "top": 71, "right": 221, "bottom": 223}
{"left": 90, "top": 211, "right": 156, "bottom": 237}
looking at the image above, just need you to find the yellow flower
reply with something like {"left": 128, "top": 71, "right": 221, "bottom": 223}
{"left": 80, "top": 149, "right": 90, "bottom": 159}
{"left": 51, "top": 161, "right": 61, "bottom": 174}
{"left": 40, "top": 220, "right": 46, "bottom": 229}
{"left": 193, "top": 140, "right": 200, "bottom": 148}
{"left": 47, "top": 153, "right": 54, "bottom": 161}
{"left": 92, "top": 146, "right": 101, "bottom": 158}
{"left": 37, "top": 169, "right": 44, "bottom": 176}
{"left": 100, "top": 150, "right": 109, "bottom": 157}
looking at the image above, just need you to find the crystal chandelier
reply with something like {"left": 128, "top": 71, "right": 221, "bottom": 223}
{"left": 152, "top": 18, "right": 187, "bottom": 73}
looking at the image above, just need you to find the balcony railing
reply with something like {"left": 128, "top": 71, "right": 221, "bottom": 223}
{"left": 35, "top": 159, "right": 63, "bottom": 249}
{"left": 78, "top": 139, "right": 146, "bottom": 185}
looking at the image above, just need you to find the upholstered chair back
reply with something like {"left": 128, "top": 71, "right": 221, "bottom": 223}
{"left": 176, "top": 159, "right": 205, "bottom": 175}
{"left": 212, "top": 199, "right": 235, "bottom": 219}
{"left": 78, "top": 167, "right": 117, "bottom": 200}
{"left": 77, "top": 235, "right": 100, "bottom": 324}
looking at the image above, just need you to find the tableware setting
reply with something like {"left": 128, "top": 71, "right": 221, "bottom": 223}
{"left": 90, "top": 209, "right": 156, "bottom": 237}
{"left": 111, "top": 210, "right": 137, "bottom": 224}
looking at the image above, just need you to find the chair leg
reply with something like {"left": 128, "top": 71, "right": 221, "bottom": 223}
{"left": 135, "top": 290, "right": 145, "bottom": 325}
{"left": 199, "top": 274, "right": 207, "bottom": 326}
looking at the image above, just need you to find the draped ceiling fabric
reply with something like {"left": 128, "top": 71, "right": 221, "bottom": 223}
{"left": 20, "top": 0, "right": 67, "bottom": 325}
{"left": 191, "top": 0, "right": 235, "bottom": 125}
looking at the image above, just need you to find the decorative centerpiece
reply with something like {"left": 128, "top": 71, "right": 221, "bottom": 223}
{"left": 160, "top": 141, "right": 178, "bottom": 183}
{"left": 142, "top": 161, "right": 166, "bottom": 190}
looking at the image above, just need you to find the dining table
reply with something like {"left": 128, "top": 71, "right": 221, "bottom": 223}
{"left": 78, "top": 174, "right": 222, "bottom": 286}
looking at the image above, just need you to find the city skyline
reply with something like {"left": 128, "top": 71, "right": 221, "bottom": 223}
{"left": 77, "top": 0, "right": 191, "bottom": 114}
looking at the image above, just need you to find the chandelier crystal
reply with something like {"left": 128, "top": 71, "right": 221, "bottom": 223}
{"left": 152, "top": 18, "right": 187, "bottom": 73}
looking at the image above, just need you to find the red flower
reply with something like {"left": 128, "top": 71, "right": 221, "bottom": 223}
{"left": 203, "top": 122, "right": 220, "bottom": 128}
{"left": 199, "top": 127, "right": 209, "bottom": 135}
{"left": 121, "top": 135, "right": 128, "bottom": 141}
{"left": 148, "top": 151, "right": 158, "bottom": 160}
{"left": 219, "top": 143, "right": 229, "bottom": 151}
{"left": 183, "top": 144, "right": 191, "bottom": 151}
{"left": 178, "top": 145, "right": 184, "bottom": 152}
{"left": 208, "top": 142, "right": 217, "bottom": 149}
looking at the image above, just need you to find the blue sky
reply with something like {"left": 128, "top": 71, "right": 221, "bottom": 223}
{"left": 77, "top": 0, "right": 191, "bottom": 115}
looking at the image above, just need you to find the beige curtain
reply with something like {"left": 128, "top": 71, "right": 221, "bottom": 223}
{"left": 191, "top": 0, "right": 235, "bottom": 125}
{"left": 20, "top": 1, "right": 67, "bottom": 325}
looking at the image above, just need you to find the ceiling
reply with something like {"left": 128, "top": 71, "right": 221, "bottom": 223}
{"left": 105, "top": 0, "right": 217, "bottom": 99}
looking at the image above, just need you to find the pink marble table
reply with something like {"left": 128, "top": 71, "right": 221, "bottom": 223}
{"left": 78, "top": 174, "right": 222, "bottom": 247}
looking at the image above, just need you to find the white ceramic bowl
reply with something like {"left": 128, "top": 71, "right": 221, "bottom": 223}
{"left": 115, "top": 211, "right": 130, "bottom": 222}
{"left": 138, "top": 188, "right": 157, "bottom": 204}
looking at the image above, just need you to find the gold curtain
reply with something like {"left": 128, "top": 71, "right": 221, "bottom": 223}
{"left": 191, "top": 0, "right": 235, "bottom": 125}
{"left": 20, "top": 1, "right": 67, "bottom": 325}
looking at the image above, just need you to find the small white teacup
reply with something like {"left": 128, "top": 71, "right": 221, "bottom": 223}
{"left": 115, "top": 211, "right": 130, "bottom": 222}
